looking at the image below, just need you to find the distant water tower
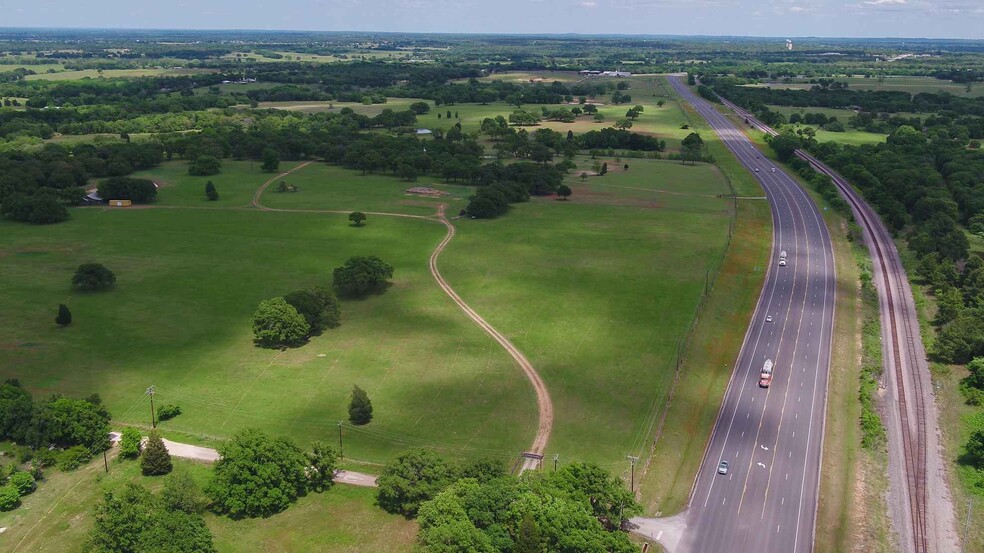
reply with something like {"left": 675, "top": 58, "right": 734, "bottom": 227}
{"left": 786, "top": 39, "right": 793, "bottom": 51}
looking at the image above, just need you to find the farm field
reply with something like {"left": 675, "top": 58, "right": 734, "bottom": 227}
{"left": 440, "top": 157, "right": 734, "bottom": 467}
{"left": 0, "top": 195, "right": 535, "bottom": 464}
{"left": 0, "top": 455, "right": 416, "bottom": 553}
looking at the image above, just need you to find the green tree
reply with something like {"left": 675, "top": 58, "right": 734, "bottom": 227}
{"left": 141, "top": 432, "right": 172, "bottom": 476}
{"left": 556, "top": 184, "right": 572, "bottom": 200}
{"left": 0, "top": 381, "right": 34, "bottom": 443}
{"left": 119, "top": 427, "right": 142, "bottom": 459}
{"left": 935, "top": 287, "right": 964, "bottom": 326}
{"left": 97, "top": 177, "right": 158, "bottom": 203}
{"left": 86, "top": 484, "right": 156, "bottom": 553}
{"left": 966, "top": 357, "right": 984, "bottom": 390}
{"left": 613, "top": 118, "right": 633, "bottom": 130}
{"left": 600, "top": 162, "right": 608, "bottom": 176}
{"left": 55, "top": 303, "right": 72, "bottom": 326}
{"left": 966, "top": 429, "right": 984, "bottom": 467}
{"left": 513, "top": 513, "right": 544, "bottom": 553}
{"left": 0, "top": 485, "right": 20, "bottom": 511}
{"left": 461, "top": 458, "right": 505, "bottom": 483}
{"left": 204, "top": 180, "right": 219, "bottom": 201}
{"left": 251, "top": 297, "right": 310, "bottom": 347}
{"left": 766, "top": 130, "right": 802, "bottom": 162}
{"left": 349, "top": 211, "right": 367, "bottom": 226}
{"left": 348, "top": 385, "right": 373, "bottom": 425}
{"left": 260, "top": 148, "right": 280, "bottom": 172}
{"left": 307, "top": 441, "right": 338, "bottom": 492}
{"left": 283, "top": 287, "right": 341, "bottom": 335}
{"left": 160, "top": 471, "right": 207, "bottom": 514}
{"left": 189, "top": 156, "right": 221, "bottom": 176}
{"left": 377, "top": 448, "right": 457, "bottom": 517}
{"left": 72, "top": 263, "right": 116, "bottom": 291}
{"left": 409, "top": 101, "right": 431, "bottom": 115}
{"left": 139, "top": 510, "right": 217, "bottom": 553}
{"left": 8, "top": 471, "right": 36, "bottom": 496}
{"left": 29, "top": 395, "right": 111, "bottom": 453}
{"left": 333, "top": 256, "right": 394, "bottom": 298}
{"left": 205, "top": 428, "right": 309, "bottom": 518}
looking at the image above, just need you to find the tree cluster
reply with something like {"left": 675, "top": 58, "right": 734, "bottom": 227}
{"left": 85, "top": 477, "right": 216, "bottom": 553}
{"left": 333, "top": 256, "right": 394, "bottom": 298}
{"left": 0, "top": 381, "right": 111, "bottom": 462}
{"left": 375, "top": 448, "right": 641, "bottom": 553}
{"left": 204, "top": 428, "right": 337, "bottom": 518}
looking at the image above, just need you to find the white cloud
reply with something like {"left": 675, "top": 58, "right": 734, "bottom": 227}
{"left": 580, "top": 0, "right": 596, "bottom": 6}
{"left": 863, "top": 0, "right": 906, "bottom": 4}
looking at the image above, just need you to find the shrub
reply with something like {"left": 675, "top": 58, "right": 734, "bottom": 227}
{"left": 161, "top": 471, "right": 207, "bottom": 514}
{"left": 0, "top": 485, "right": 19, "bottom": 511}
{"left": 157, "top": 404, "right": 182, "bottom": 422}
{"left": 72, "top": 263, "right": 116, "bottom": 291}
{"left": 349, "top": 211, "right": 367, "bottom": 226}
{"left": 57, "top": 445, "right": 93, "bottom": 471}
{"left": 141, "top": 432, "right": 173, "bottom": 476}
{"left": 8, "top": 471, "right": 36, "bottom": 496}
{"left": 205, "top": 180, "right": 219, "bottom": 201}
{"left": 251, "top": 297, "right": 309, "bottom": 347}
{"left": 119, "top": 427, "right": 142, "bottom": 459}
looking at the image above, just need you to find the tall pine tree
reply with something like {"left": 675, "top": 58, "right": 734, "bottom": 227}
{"left": 141, "top": 432, "right": 173, "bottom": 476}
{"left": 348, "top": 385, "right": 373, "bottom": 425}
{"left": 55, "top": 304, "right": 72, "bottom": 326}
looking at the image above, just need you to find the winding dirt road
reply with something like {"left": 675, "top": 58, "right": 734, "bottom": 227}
{"left": 427, "top": 206, "right": 553, "bottom": 471}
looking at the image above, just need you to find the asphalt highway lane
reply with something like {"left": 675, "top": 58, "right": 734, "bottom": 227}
{"left": 667, "top": 75, "right": 836, "bottom": 553}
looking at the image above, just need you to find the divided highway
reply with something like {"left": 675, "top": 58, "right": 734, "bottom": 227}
{"left": 664, "top": 75, "right": 836, "bottom": 553}
{"left": 720, "top": 96, "right": 959, "bottom": 553}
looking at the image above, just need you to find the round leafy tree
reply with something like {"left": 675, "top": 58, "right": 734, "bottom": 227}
{"left": 332, "top": 256, "right": 394, "bottom": 298}
{"left": 72, "top": 263, "right": 116, "bottom": 291}
{"left": 0, "top": 485, "right": 19, "bottom": 511}
{"left": 556, "top": 184, "right": 572, "bottom": 200}
{"left": 205, "top": 180, "right": 219, "bottom": 201}
{"left": 251, "top": 297, "right": 309, "bottom": 347}
{"left": 119, "top": 426, "right": 142, "bottom": 459}
{"left": 8, "top": 472, "right": 36, "bottom": 496}
{"left": 283, "top": 287, "right": 340, "bottom": 335}
{"left": 205, "top": 428, "right": 308, "bottom": 518}
{"left": 189, "top": 156, "right": 221, "bottom": 176}
{"left": 349, "top": 211, "right": 367, "bottom": 226}
{"left": 376, "top": 448, "right": 457, "bottom": 517}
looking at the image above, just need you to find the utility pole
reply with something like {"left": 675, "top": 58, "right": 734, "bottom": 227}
{"left": 627, "top": 455, "right": 639, "bottom": 493}
{"left": 103, "top": 450, "right": 109, "bottom": 473}
{"left": 146, "top": 385, "right": 157, "bottom": 429}
{"left": 552, "top": 454, "right": 559, "bottom": 472}
{"left": 961, "top": 498, "right": 973, "bottom": 553}
{"left": 337, "top": 421, "right": 343, "bottom": 459}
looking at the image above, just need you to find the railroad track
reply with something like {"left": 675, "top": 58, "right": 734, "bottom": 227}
{"left": 801, "top": 151, "right": 929, "bottom": 553}
{"left": 718, "top": 95, "right": 932, "bottom": 553}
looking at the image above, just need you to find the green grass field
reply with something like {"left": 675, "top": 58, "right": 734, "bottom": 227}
{"left": 767, "top": 105, "right": 888, "bottom": 146}
{"left": 0, "top": 197, "right": 535, "bottom": 463}
{"left": 0, "top": 454, "right": 416, "bottom": 553}
{"left": 257, "top": 162, "right": 473, "bottom": 216}
{"left": 441, "top": 157, "right": 734, "bottom": 468}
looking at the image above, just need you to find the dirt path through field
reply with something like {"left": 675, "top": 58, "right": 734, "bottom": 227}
{"left": 254, "top": 170, "right": 553, "bottom": 467}
{"left": 251, "top": 161, "right": 316, "bottom": 208}
{"left": 428, "top": 206, "right": 553, "bottom": 470}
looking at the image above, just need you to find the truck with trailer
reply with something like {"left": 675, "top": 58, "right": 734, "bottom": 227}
{"left": 759, "top": 359, "right": 774, "bottom": 388}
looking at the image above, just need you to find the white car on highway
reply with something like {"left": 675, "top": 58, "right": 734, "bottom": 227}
{"left": 718, "top": 460, "right": 729, "bottom": 475}
{"left": 779, "top": 259, "right": 786, "bottom": 266}
{"left": 766, "top": 315, "right": 773, "bottom": 323}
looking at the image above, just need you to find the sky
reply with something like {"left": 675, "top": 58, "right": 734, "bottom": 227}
{"left": 1, "top": 0, "right": 983, "bottom": 40}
